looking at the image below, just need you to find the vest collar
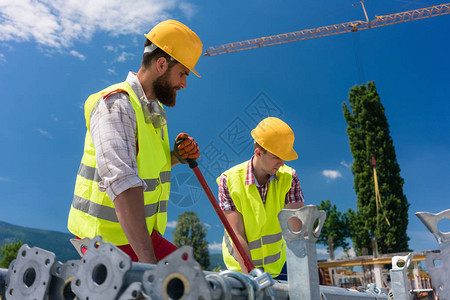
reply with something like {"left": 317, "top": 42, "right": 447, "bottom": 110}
{"left": 246, "top": 156, "right": 278, "bottom": 187}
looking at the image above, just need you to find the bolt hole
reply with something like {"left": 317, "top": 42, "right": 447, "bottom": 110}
{"left": 287, "top": 216, "right": 303, "bottom": 234}
{"left": 23, "top": 267, "right": 36, "bottom": 288}
{"left": 92, "top": 264, "right": 107, "bottom": 285}
{"left": 396, "top": 260, "right": 406, "bottom": 268}
{"left": 437, "top": 219, "right": 450, "bottom": 234}
{"left": 45, "top": 258, "right": 51, "bottom": 266}
{"left": 166, "top": 277, "right": 184, "bottom": 300}
{"left": 148, "top": 274, "right": 154, "bottom": 282}
{"left": 119, "top": 261, "right": 126, "bottom": 269}
{"left": 21, "top": 250, "right": 27, "bottom": 257}
{"left": 9, "top": 288, "right": 14, "bottom": 296}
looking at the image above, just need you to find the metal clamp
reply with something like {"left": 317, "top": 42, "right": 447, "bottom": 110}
{"left": 220, "top": 270, "right": 255, "bottom": 300}
{"left": 248, "top": 268, "right": 275, "bottom": 299}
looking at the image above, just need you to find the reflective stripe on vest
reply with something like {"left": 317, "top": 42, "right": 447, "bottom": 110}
{"left": 224, "top": 231, "right": 283, "bottom": 267}
{"left": 72, "top": 195, "right": 168, "bottom": 222}
{"left": 78, "top": 163, "right": 171, "bottom": 190}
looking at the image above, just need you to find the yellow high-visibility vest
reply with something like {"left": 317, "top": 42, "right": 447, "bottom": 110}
{"left": 67, "top": 81, "right": 171, "bottom": 245}
{"left": 218, "top": 161, "right": 292, "bottom": 277}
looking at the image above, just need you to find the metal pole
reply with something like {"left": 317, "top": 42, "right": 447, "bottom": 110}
{"left": 389, "top": 254, "right": 412, "bottom": 300}
{"left": 278, "top": 205, "right": 326, "bottom": 300}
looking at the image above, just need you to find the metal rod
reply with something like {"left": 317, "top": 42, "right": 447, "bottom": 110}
{"left": 187, "top": 159, "right": 255, "bottom": 272}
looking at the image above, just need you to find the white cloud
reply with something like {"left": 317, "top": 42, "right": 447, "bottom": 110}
{"left": 116, "top": 51, "right": 135, "bottom": 63}
{"left": 107, "top": 68, "right": 117, "bottom": 75}
{"left": 51, "top": 114, "right": 58, "bottom": 121}
{"left": 0, "top": 53, "right": 6, "bottom": 63}
{"left": 166, "top": 220, "right": 177, "bottom": 229}
{"left": 36, "top": 128, "right": 53, "bottom": 138}
{"left": 208, "top": 242, "right": 222, "bottom": 251}
{"left": 0, "top": 0, "right": 193, "bottom": 50}
{"left": 104, "top": 45, "right": 115, "bottom": 52}
{"left": 0, "top": 177, "right": 10, "bottom": 181}
{"left": 322, "top": 170, "right": 342, "bottom": 180}
{"left": 203, "top": 223, "right": 212, "bottom": 229}
{"left": 69, "top": 49, "right": 86, "bottom": 60}
{"left": 340, "top": 160, "right": 351, "bottom": 168}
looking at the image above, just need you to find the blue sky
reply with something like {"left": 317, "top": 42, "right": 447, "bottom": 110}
{"left": 0, "top": 0, "right": 449, "bottom": 259}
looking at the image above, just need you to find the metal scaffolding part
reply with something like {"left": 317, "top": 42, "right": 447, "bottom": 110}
{"left": 70, "top": 235, "right": 133, "bottom": 300}
{"left": 204, "top": 3, "right": 450, "bottom": 56}
{"left": 416, "top": 209, "right": 450, "bottom": 300}
{"left": 278, "top": 205, "right": 326, "bottom": 300}
{"left": 49, "top": 259, "right": 80, "bottom": 300}
{"left": 141, "top": 245, "right": 212, "bottom": 300}
{"left": 5, "top": 244, "right": 56, "bottom": 300}
{"left": 320, "top": 285, "right": 387, "bottom": 299}
{"left": 2, "top": 207, "right": 438, "bottom": 299}
{"left": 389, "top": 253, "right": 413, "bottom": 300}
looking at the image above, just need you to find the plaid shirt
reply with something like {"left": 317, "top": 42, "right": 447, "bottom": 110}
{"left": 218, "top": 157, "right": 305, "bottom": 211}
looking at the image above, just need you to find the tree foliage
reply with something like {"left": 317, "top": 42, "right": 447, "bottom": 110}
{"left": 0, "top": 240, "right": 24, "bottom": 268}
{"left": 342, "top": 81, "right": 410, "bottom": 255}
{"left": 317, "top": 200, "right": 350, "bottom": 256}
{"left": 173, "top": 211, "right": 210, "bottom": 270}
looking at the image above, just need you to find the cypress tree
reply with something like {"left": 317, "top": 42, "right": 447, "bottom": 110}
{"left": 342, "top": 81, "right": 410, "bottom": 255}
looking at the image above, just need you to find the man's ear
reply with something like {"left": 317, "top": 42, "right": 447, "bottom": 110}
{"left": 254, "top": 147, "right": 262, "bottom": 158}
{"left": 155, "top": 57, "right": 168, "bottom": 75}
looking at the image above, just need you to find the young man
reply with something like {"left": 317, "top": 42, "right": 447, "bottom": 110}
{"left": 68, "top": 20, "right": 202, "bottom": 264}
{"left": 218, "top": 117, "right": 305, "bottom": 280}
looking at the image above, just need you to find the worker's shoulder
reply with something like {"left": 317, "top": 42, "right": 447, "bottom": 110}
{"left": 223, "top": 161, "right": 249, "bottom": 175}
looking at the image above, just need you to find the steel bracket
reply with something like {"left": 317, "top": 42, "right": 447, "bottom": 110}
{"left": 416, "top": 209, "right": 450, "bottom": 300}
{"left": 278, "top": 205, "right": 326, "bottom": 300}
{"left": 70, "top": 235, "right": 132, "bottom": 300}
{"left": 389, "top": 253, "right": 412, "bottom": 300}
{"left": 142, "top": 246, "right": 212, "bottom": 300}
{"left": 5, "top": 244, "right": 56, "bottom": 300}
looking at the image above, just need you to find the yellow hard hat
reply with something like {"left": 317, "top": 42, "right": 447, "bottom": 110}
{"left": 251, "top": 117, "right": 298, "bottom": 161}
{"left": 144, "top": 20, "right": 203, "bottom": 77}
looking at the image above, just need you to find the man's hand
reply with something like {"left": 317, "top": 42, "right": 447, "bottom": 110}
{"left": 172, "top": 133, "right": 200, "bottom": 164}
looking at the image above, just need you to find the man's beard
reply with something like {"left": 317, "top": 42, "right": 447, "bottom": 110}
{"left": 153, "top": 69, "right": 177, "bottom": 107}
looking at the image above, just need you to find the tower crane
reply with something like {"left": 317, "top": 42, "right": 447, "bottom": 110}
{"left": 204, "top": 2, "right": 450, "bottom": 56}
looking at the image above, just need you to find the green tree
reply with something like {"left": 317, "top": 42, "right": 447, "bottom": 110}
{"left": 317, "top": 200, "right": 350, "bottom": 259}
{"left": 0, "top": 240, "right": 24, "bottom": 268}
{"left": 343, "top": 81, "right": 410, "bottom": 255}
{"left": 173, "top": 211, "right": 210, "bottom": 270}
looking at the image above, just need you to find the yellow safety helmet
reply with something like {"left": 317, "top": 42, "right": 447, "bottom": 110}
{"left": 251, "top": 117, "right": 298, "bottom": 161}
{"left": 144, "top": 20, "right": 203, "bottom": 77}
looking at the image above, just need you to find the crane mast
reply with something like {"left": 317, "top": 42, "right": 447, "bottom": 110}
{"left": 204, "top": 3, "right": 450, "bottom": 56}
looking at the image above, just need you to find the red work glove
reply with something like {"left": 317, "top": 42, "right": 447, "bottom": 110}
{"left": 173, "top": 133, "right": 200, "bottom": 164}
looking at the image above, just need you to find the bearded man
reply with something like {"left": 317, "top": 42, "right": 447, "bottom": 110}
{"left": 67, "top": 20, "right": 203, "bottom": 263}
